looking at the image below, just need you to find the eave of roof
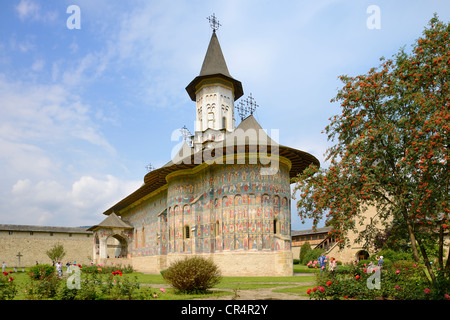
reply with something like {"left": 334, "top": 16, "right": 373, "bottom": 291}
{"left": 0, "top": 224, "right": 92, "bottom": 234}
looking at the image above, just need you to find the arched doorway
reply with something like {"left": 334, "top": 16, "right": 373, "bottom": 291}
{"left": 106, "top": 234, "right": 128, "bottom": 258}
{"left": 356, "top": 250, "right": 369, "bottom": 261}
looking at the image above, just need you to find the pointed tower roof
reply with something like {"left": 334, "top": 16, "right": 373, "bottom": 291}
{"left": 186, "top": 31, "right": 243, "bottom": 101}
{"left": 199, "top": 31, "right": 231, "bottom": 77}
{"left": 87, "top": 212, "right": 133, "bottom": 231}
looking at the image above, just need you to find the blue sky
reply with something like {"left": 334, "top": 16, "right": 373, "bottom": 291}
{"left": 0, "top": 0, "right": 449, "bottom": 229}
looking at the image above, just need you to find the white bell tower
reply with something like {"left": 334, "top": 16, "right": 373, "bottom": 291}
{"left": 186, "top": 14, "right": 243, "bottom": 152}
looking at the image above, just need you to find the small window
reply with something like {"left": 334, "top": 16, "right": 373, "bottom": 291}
{"left": 184, "top": 226, "right": 190, "bottom": 239}
{"left": 50, "top": 232, "right": 53, "bottom": 236}
{"left": 9, "top": 231, "right": 13, "bottom": 235}
{"left": 222, "top": 117, "right": 227, "bottom": 128}
{"left": 273, "top": 219, "right": 278, "bottom": 234}
{"left": 215, "top": 221, "right": 220, "bottom": 236}
{"left": 30, "top": 231, "right": 34, "bottom": 236}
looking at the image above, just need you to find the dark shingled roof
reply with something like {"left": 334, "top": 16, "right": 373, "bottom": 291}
{"left": 291, "top": 227, "right": 332, "bottom": 237}
{"left": 0, "top": 224, "right": 92, "bottom": 234}
{"left": 186, "top": 31, "right": 243, "bottom": 101}
{"left": 87, "top": 212, "right": 133, "bottom": 231}
{"left": 102, "top": 115, "right": 320, "bottom": 216}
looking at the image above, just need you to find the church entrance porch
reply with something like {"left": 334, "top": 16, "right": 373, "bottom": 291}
{"left": 107, "top": 234, "right": 128, "bottom": 258}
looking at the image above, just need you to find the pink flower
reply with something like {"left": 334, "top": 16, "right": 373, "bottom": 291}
{"left": 444, "top": 294, "right": 450, "bottom": 300}
{"left": 424, "top": 288, "right": 431, "bottom": 294}
{"left": 395, "top": 270, "right": 400, "bottom": 274}
{"left": 394, "top": 285, "right": 401, "bottom": 291}
{"left": 318, "top": 286, "right": 325, "bottom": 293}
{"left": 160, "top": 288, "right": 166, "bottom": 293}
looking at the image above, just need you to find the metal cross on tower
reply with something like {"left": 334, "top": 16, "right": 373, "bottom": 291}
{"left": 235, "top": 93, "right": 259, "bottom": 121}
{"left": 180, "top": 125, "right": 193, "bottom": 146}
{"left": 145, "top": 163, "right": 155, "bottom": 172}
{"left": 207, "top": 13, "right": 221, "bottom": 32}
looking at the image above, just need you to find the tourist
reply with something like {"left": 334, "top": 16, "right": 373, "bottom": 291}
{"left": 377, "top": 255, "right": 384, "bottom": 268}
{"left": 329, "top": 257, "right": 337, "bottom": 273}
{"left": 56, "top": 261, "right": 62, "bottom": 278}
{"left": 2, "top": 262, "right": 5, "bottom": 272}
{"left": 318, "top": 253, "right": 327, "bottom": 274}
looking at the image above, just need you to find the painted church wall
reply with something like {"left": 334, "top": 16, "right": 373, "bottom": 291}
{"left": 119, "top": 161, "right": 292, "bottom": 264}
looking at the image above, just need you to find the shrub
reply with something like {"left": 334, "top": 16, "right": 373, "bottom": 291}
{"left": 162, "top": 256, "right": 222, "bottom": 294}
{"left": 303, "top": 248, "right": 324, "bottom": 266}
{"left": 0, "top": 271, "right": 18, "bottom": 300}
{"left": 29, "top": 264, "right": 56, "bottom": 280}
{"left": 26, "top": 265, "right": 61, "bottom": 299}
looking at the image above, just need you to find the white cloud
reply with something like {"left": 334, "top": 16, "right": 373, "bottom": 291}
{"left": 9, "top": 175, "right": 141, "bottom": 226}
{"left": 15, "top": 0, "right": 40, "bottom": 21}
{"left": 15, "top": 0, "right": 58, "bottom": 23}
{"left": 0, "top": 75, "right": 114, "bottom": 152}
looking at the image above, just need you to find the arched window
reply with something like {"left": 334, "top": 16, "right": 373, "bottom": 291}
{"left": 222, "top": 116, "right": 227, "bottom": 129}
{"left": 215, "top": 220, "right": 220, "bottom": 236}
{"left": 184, "top": 225, "right": 190, "bottom": 239}
{"left": 273, "top": 219, "right": 279, "bottom": 234}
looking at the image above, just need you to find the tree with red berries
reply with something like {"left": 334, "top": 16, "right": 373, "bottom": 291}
{"left": 293, "top": 15, "right": 449, "bottom": 284}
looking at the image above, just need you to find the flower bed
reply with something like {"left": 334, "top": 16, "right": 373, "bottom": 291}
{"left": 306, "top": 260, "right": 450, "bottom": 300}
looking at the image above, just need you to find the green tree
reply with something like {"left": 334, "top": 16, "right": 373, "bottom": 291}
{"left": 46, "top": 243, "right": 66, "bottom": 262}
{"left": 292, "top": 15, "right": 449, "bottom": 285}
{"left": 299, "top": 241, "right": 312, "bottom": 264}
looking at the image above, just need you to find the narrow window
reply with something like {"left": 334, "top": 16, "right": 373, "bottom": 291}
{"left": 215, "top": 220, "right": 220, "bottom": 236}
{"left": 184, "top": 225, "right": 190, "bottom": 239}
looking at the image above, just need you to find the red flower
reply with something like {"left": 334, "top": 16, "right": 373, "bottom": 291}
{"left": 326, "top": 281, "right": 332, "bottom": 287}
{"left": 355, "top": 275, "right": 360, "bottom": 280}
{"left": 444, "top": 294, "right": 450, "bottom": 300}
{"left": 307, "top": 289, "right": 312, "bottom": 295}
{"left": 2, "top": 271, "right": 8, "bottom": 276}
{"left": 318, "top": 286, "right": 325, "bottom": 293}
{"left": 424, "top": 288, "right": 431, "bottom": 294}
{"left": 312, "top": 287, "right": 317, "bottom": 292}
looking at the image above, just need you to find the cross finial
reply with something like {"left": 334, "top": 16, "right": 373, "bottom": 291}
{"left": 180, "top": 125, "right": 193, "bottom": 146}
{"left": 207, "top": 13, "right": 221, "bottom": 32}
{"left": 235, "top": 93, "right": 259, "bottom": 121}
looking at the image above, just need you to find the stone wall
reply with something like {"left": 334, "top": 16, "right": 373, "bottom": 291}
{"left": 106, "top": 250, "right": 293, "bottom": 276}
{"left": 0, "top": 228, "right": 93, "bottom": 267}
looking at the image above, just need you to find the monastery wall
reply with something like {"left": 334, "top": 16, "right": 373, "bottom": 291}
{"left": 0, "top": 229, "right": 92, "bottom": 267}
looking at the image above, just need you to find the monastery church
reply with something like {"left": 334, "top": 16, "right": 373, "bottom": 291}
{"left": 88, "top": 23, "right": 320, "bottom": 276}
